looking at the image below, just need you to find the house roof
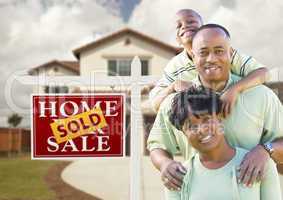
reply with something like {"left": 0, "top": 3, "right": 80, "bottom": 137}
{"left": 28, "top": 60, "right": 80, "bottom": 75}
{"left": 73, "top": 27, "right": 182, "bottom": 59}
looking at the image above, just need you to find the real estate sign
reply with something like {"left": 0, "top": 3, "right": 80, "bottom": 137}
{"left": 31, "top": 94, "right": 125, "bottom": 159}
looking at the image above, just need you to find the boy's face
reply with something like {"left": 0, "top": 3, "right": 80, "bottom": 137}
{"left": 192, "top": 28, "right": 232, "bottom": 83}
{"left": 183, "top": 112, "right": 224, "bottom": 153}
{"left": 175, "top": 11, "right": 202, "bottom": 46}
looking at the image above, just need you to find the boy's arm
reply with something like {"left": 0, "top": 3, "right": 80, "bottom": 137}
{"left": 150, "top": 82, "right": 175, "bottom": 112}
{"left": 230, "top": 67, "right": 270, "bottom": 92}
{"left": 151, "top": 80, "right": 192, "bottom": 112}
{"left": 149, "top": 51, "right": 195, "bottom": 112}
{"left": 221, "top": 67, "right": 270, "bottom": 117}
{"left": 149, "top": 60, "right": 176, "bottom": 112}
{"left": 230, "top": 49, "right": 267, "bottom": 77}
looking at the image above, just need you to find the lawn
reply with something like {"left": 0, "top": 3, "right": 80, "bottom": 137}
{"left": 0, "top": 154, "right": 59, "bottom": 200}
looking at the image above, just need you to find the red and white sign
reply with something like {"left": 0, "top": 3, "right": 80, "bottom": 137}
{"left": 31, "top": 94, "right": 125, "bottom": 159}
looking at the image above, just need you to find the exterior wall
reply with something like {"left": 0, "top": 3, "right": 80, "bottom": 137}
{"left": 80, "top": 35, "right": 175, "bottom": 77}
{"left": 32, "top": 64, "right": 78, "bottom": 94}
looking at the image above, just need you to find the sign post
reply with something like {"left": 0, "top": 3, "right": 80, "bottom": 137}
{"left": 130, "top": 57, "right": 142, "bottom": 200}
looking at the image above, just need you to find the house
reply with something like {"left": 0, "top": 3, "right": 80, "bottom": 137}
{"left": 28, "top": 27, "right": 181, "bottom": 155}
{"left": 28, "top": 60, "right": 79, "bottom": 93}
{"left": 28, "top": 27, "right": 181, "bottom": 94}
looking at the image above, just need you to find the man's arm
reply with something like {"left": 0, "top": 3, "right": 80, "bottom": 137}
{"left": 239, "top": 88, "right": 283, "bottom": 185}
{"left": 165, "top": 185, "right": 181, "bottom": 200}
{"left": 150, "top": 148, "right": 186, "bottom": 190}
{"left": 147, "top": 95, "right": 189, "bottom": 190}
{"left": 150, "top": 147, "right": 174, "bottom": 171}
{"left": 261, "top": 87, "right": 283, "bottom": 164}
{"left": 238, "top": 138, "right": 283, "bottom": 187}
{"left": 260, "top": 159, "right": 282, "bottom": 200}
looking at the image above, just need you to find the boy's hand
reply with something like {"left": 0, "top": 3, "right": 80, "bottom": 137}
{"left": 220, "top": 86, "right": 240, "bottom": 118}
{"left": 173, "top": 80, "right": 193, "bottom": 92}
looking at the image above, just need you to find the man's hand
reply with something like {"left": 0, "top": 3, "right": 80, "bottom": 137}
{"left": 173, "top": 80, "right": 193, "bottom": 92}
{"left": 238, "top": 145, "right": 270, "bottom": 187}
{"left": 160, "top": 160, "right": 187, "bottom": 190}
{"left": 220, "top": 85, "right": 239, "bottom": 118}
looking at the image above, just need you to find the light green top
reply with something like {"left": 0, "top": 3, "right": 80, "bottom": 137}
{"left": 165, "top": 148, "right": 282, "bottom": 200}
{"left": 149, "top": 49, "right": 265, "bottom": 101}
{"left": 147, "top": 74, "right": 283, "bottom": 160}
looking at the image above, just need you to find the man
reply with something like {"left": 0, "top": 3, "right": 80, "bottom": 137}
{"left": 149, "top": 9, "right": 269, "bottom": 117}
{"left": 165, "top": 88, "right": 281, "bottom": 199}
{"left": 148, "top": 24, "right": 283, "bottom": 191}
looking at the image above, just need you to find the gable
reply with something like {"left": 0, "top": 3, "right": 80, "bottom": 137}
{"left": 28, "top": 60, "right": 79, "bottom": 76}
{"left": 73, "top": 28, "right": 181, "bottom": 59}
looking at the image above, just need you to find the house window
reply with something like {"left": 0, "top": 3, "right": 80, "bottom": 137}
{"left": 141, "top": 60, "right": 149, "bottom": 76}
{"left": 108, "top": 59, "right": 131, "bottom": 76}
{"left": 107, "top": 59, "right": 149, "bottom": 76}
{"left": 44, "top": 86, "right": 69, "bottom": 93}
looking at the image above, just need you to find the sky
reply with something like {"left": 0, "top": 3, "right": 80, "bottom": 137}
{"left": 0, "top": 0, "right": 283, "bottom": 127}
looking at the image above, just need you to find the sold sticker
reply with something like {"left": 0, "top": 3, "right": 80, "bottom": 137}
{"left": 50, "top": 107, "right": 107, "bottom": 144}
{"left": 31, "top": 94, "right": 125, "bottom": 159}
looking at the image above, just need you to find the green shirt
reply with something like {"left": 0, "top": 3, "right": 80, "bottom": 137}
{"left": 147, "top": 74, "right": 283, "bottom": 159}
{"left": 165, "top": 148, "right": 282, "bottom": 200}
{"left": 149, "top": 49, "right": 265, "bottom": 101}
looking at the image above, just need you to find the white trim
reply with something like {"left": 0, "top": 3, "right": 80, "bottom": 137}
{"left": 15, "top": 75, "right": 159, "bottom": 86}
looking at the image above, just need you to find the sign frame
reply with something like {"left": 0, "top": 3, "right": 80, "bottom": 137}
{"left": 31, "top": 93, "right": 126, "bottom": 160}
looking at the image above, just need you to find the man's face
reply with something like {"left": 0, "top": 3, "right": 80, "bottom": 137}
{"left": 192, "top": 28, "right": 232, "bottom": 82}
{"left": 183, "top": 113, "right": 224, "bottom": 153}
{"left": 175, "top": 11, "right": 202, "bottom": 46}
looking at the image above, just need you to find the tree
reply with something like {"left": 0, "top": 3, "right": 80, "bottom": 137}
{"left": 7, "top": 113, "right": 22, "bottom": 128}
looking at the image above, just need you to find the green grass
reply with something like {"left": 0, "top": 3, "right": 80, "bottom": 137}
{"left": 0, "top": 154, "right": 58, "bottom": 200}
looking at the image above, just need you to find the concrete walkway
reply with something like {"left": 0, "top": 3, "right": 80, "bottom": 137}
{"left": 62, "top": 157, "right": 283, "bottom": 200}
{"left": 61, "top": 156, "right": 164, "bottom": 200}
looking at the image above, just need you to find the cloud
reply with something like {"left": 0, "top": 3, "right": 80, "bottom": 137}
{"left": 128, "top": 0, "right": 283, "bottom": 79}
{"left": 0, "top": 0, "right": 124, "bottom": 127}
{"left": 2, "top": 0, "right": 283, "bottom": 127}
{"left": 128, "top": 0, "right": 220, "bottom": 44}
{"left": 208, "top": 0, "right": 283, "bottom": 75}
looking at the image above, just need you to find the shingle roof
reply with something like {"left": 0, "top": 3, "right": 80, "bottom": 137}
{"left": 28, "top": 60, "right": 79, "bottom": 75}
{"left": 73, "top": 27, "right": 182, "bottom": 59}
